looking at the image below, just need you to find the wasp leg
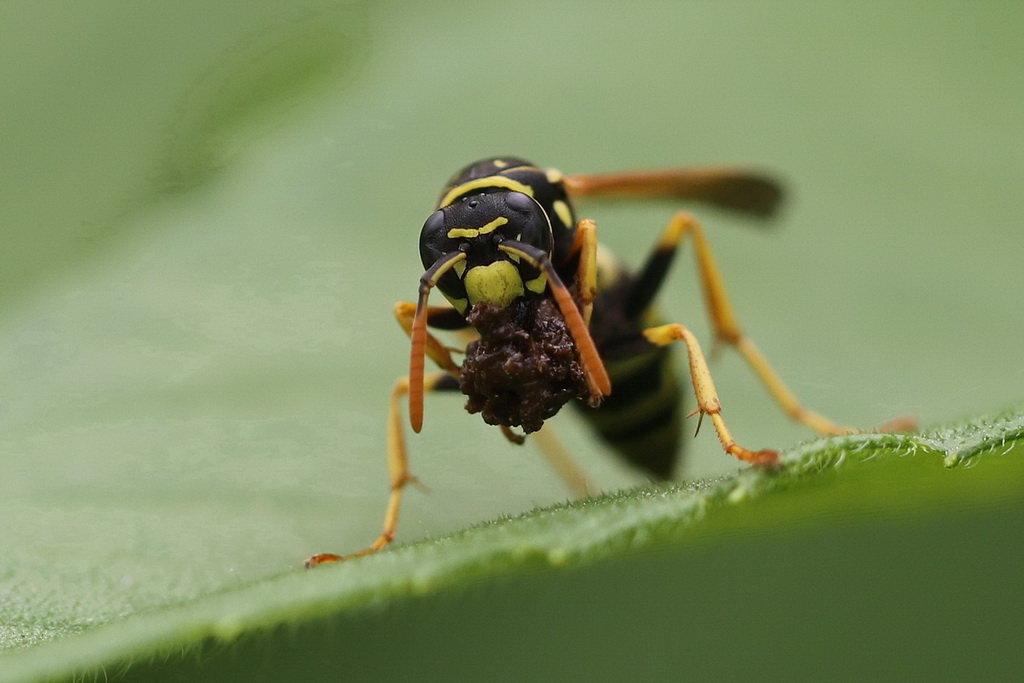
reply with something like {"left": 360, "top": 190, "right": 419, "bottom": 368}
{"left": 497, "top": 423, "right": 594, "bottom": 499}
{"left": 532, "top": 426, "right": 595, "bottom": 499}
{"left": 305, "top": 371, "right": 455, "bottom": 567}
{"left": 643, "top": 323, "right": 778, "bottom": 465}
{"left": 647, "top": 211, "right": 856, "bottom": 437}
{"left": 567, "top": 218, "right": 599, "bottom": 326}
{"left": 306, "top": 301, "right": 471, "bottom": 567}
{"left": 394, "top": 301, "right": 466, "bottom": 377}
{"left": 399, "top": 299, "right": 597, "bottom": 499}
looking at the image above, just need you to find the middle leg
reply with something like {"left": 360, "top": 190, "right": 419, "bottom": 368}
{"left": 643, "top": 323, "right": 778, "bottom": 465}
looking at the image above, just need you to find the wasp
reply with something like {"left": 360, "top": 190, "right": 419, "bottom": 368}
{"left": 306, "top": 156, "right": 880, "bottom": 567}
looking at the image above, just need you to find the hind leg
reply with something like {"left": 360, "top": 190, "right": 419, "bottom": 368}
{"left": 637, "top": 211, "right": 857, "bottom": 437}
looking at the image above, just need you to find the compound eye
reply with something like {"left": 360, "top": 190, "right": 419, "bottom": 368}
{"left": 505, "top": 191, "right": 535, "bottom": 213}
{"left": 422, "top": 210, "right": 445, "bottom": 240}
{"left": 501, "top": 192, "right": 552, "bottom": 253}
{"left": 419, "top": 209, "right": 452, "bottom": 269}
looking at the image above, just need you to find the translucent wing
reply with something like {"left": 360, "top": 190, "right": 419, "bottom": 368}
{"left": 564, "top": 167, "right": 783, "bottom": 217}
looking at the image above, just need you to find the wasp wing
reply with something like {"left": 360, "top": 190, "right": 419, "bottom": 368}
{"left": 564, "top": 167, "right": 783, "bottom": 217}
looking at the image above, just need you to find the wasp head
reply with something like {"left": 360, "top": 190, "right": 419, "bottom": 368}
{"left": 419, "top": 191, "right": 553, "bottom": 315}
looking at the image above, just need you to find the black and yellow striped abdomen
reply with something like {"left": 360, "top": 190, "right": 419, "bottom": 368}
{"left": 575, "top": 252, "right": 684, "bottom": 479}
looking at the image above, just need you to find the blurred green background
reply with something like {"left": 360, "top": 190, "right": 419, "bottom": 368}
{"left": 1, "top": 0, "right": 1022, "bottom": 675}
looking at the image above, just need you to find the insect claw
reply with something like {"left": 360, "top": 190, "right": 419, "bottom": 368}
{"left": 875, "top": 415, "right": 918, "bottom": 433}
{"left": 692, "top": 410, "right": 706, "bottom": 437}
{"left": 407, "top": 475, "right": 430, "bottom": 494}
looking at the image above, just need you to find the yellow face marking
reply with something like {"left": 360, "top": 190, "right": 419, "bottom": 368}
{"left": 439, "top": 177, "right": 534, "bottom": 208}
{"left": 446, "top": 216, "right": 509, "bottom": 240}
{"left": 453, "top": 260, "right": 467, "bottom": 278}
{"left": 545, "top": 167, "right": 564, "bottom": 184}
{"left": 525, "top": 273, "right": 547, "bottom": 294}
{"left": 464, "top": 261, "right": 524, "bottom": 308}
{"left": 553, "top": 200, "right": 573, "bottom": 229}
{"left": 493, "top": 159, "right": 508, "bottom": 168}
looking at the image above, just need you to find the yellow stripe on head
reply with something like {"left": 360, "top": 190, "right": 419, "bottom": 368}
{"left": 439, "top": 177, "right": 535, "bottom": 208}
{"left": 446, "top": 216, "right": 508, "bottom": 240}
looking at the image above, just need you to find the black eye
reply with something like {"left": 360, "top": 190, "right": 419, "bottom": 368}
{"left": 505, "top": 191, "right": 534, "bottom": 213}
{"left": 420, "top": 210, "right": 451, "bottom": 269}
{"left": 422, "top": 210, "right": 445, "bottom": 238}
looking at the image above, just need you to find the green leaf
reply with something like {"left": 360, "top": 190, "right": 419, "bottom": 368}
{"left": 2, "top": 2, "right": 1023, "bottom": 681}
{"left": 3, "top": 415, "right": 1024, "bottom": 681}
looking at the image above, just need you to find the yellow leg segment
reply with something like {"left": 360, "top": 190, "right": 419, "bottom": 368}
{"left": 569, "top": 218, "right": 600, "bottom": 327}
{"left": 532, "top": 426, "right": 595, "bottom": 499}
{"left": 305, "top": 372, "right": 447, "bottom": 567}
{"left": 664, "top": 211, "right": 856, "bottom": 437}
{"left": 643, "top": 323, "right": 778, "bottom": 465}
{"left": 394, "top": 301, "right": 462, "bottom": 376}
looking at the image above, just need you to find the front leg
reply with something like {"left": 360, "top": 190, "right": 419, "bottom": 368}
{"left": 305, "top": 371, "right": 457, "bottom": 567}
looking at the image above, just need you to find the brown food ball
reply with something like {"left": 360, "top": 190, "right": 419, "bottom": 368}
{"left": 460, "top": 298, "right": 589, "bottom": 433}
